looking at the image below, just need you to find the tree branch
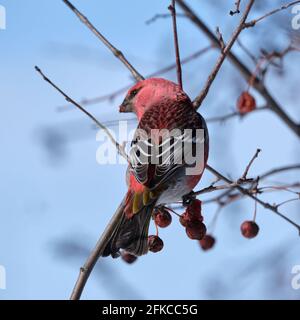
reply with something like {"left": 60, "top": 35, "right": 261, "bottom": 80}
{"left": 70, "top": 199, "right": 126, "bottom": 300}
{"left": 241, "top": 148, "right": 261, "bottom": 180}
{"left": 230, "top": 0, "right": 242, "bottom": 16}
{"left": 57, "top": 45, "right": 213, "bottom": 111}
{"left": 189, "top": 0, "right": 255, "bottom": 108}
{"left": 176, "top": 0, "right": 300, "bottom": 137}
{"left": 37, "top": 1, "right": 300, "bottom": 301}
{"left": 244, "top": 0, "right": 300, "bottom": 28}
{"left": 62, "top": 0, "right": 144, "bottom": 82}
{"left": 169, "top": 0, "right": 183, "bottom": 89}
{"left": 206, "top": 164, "right": 300, "bottom": 233}
{"left": 206, "top": 106, "right": 268, "bottom": 123}
{"left": 35, "top": 66, "right": 129, "bottom": 163}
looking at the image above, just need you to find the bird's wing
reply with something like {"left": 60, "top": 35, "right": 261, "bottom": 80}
{"left": 129, "top": 102, "right": 208, "bottom": 190}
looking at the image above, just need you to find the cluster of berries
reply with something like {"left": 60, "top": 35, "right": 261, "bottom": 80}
{"left": 179, "top": 199, "right": 206, "bottom": 240}
{"left": 179, "top": 199, "right": 216, "bottom": 251}
{"left": 121, "top": 200, "right": 260, "bottom": 264}
{"left": 121, "top": 207, "right": 171, "bottom": 264}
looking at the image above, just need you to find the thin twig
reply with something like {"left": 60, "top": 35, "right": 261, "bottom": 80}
{"left": 276, "top": 196, "right": 300, "bottom": 209}
{"left": 206, "top": 106, "right": 268, "bottom": 123}
{"left": 216, "top": 27, "right": 225, "bottom": 51}
{"left": 35, "top": 66, "right": 129, "bottom": 163}
{"left": 70, "top": 199, "right": 126, "bottom": 300}
{"left": 62, "top": 0, "right": 144, "bottom": 82}
{"left": 206, "top": 164, "right": 300, "bottom": 234}
{"left": 203, "top": 165, "right": 300, "bottom": 206}
{"left": 253, "top": 200, "right": 257, "bottom": 221}
{"left": 260, "top": 164, "right": 300, "bottom": 180}
{"left": 176, "top": 0, "right": 300, "bottom": 137}
{"left": 230, "top": 0, "right": 242, "bottom": 16}
{"left": 237, "top": 39, "right": 258, "bottom": 64}
{"left": 57, "top": 46, "right": 213, "bottom": 112}
{"left": 244, "top": 1, "right": 300, "bottom": 28}
{"left": 169, "top": 0, "right": 183, "bottom": 89}
{"left": 192, "top": 0, "right": 255, "bottom": 108}
{"left": 145, "top": 12, "right": 186, "bottom": 25}
{"left": 241, "top": 148, "right": 261, "bottom": 180}
{"left": 246, "top": 43, "right": 296, "bottom": 90}
{"left": 194, "top": 180, "right": 251, "bottom": 196}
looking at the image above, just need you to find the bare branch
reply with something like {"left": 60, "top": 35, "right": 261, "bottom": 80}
{"left": 145, "top": 12, "right": 186, "bottom": 25}
{"left": 203, "top": 165, "right": 300, "bottom": 206}
{"left": 176, "top": 0, "right": 300, "bottom": 137}
{"left": 260, "top": 164, "right": 300, "bottom": 180}
{"left": 169, "top": 0, "right": 183, "bottom": 89}
{"left": 206, "top": 164, "right": 300, "bottom": 233}
{"left": 244, "top": 1, "right": 300, "bottom": 28}
{"left": 241, "top": 148, "right": 261, "bottom": 180}
{"left": 230, "top": 0, "right": 242, "bottom": 16}
{"left": 57, "top": 46, "right": 213, "bottom": 112}
{"left": 216, "top": 27, "right": 225, "bottom": 51}
{"left": 206, "top": 106, "right": 268, "bottom": 123}
{"left": 35, "top": 66, "right": 129, "bottom": 163}
{"left": 62, "top": 0, "right": 144, "bottom": 82}
{"left": 237, "top": 39, "right": 258, "bottom": 64}
{"left": 191, "top": 0, "right": 255, "bottom": 109}
{"left": 194, "top": 180, "right": 249, "bottom": 196}
{"left": 275, "top": 196, "right": 300, "bottom": 209}
{"left": 70, "top": 199, "right": 126, "bottom": 300}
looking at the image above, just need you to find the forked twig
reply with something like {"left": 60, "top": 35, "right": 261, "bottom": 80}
{"left": 244, "top": 1, "right": 300, "bottom": 28}
{"left": 176, "top": 0, "right": 300, "bottom": 137}
{"left": 192, "top": 0, "right": 255, "bottom": 108}
{"left": 206, "top": 164, "right": 300, "bottom": 233}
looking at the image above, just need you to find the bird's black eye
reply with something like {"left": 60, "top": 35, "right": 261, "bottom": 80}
{"left": 129, "top": 88, "right": 140, "bottom": 99}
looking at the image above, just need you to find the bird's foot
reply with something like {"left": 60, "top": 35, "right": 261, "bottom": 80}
{"left": 182, "top": 191, "right": 196, "bottom": 206}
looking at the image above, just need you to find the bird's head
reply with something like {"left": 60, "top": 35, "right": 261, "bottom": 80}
{"left": 119, "top": 78, "right": 189, "bottom": 120}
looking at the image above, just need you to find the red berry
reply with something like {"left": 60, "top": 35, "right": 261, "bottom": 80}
{"left": 240, "top": 221, "right": 259, "bottom": 238}
{"left": 237, "top": 91, "right": 256, "bottom": 114}
{"left": 199, "top": 235, "right": 215, "bottom": 251}
{"left": 179, "top": 207, "right": 203, "bottom": 227}
{"left": 121, "top": 252, "right": 137, "bottom": 264}
{"left": 179, "top": 211, "right": 191, "bottom": 227}
{"left": 154, "top": 208, "right": 172, "bottom": 228}
{"left": 186, "top": 221, "right": 206, "bottom": 240}
{"left": 148, "top": 235, "right": 164, "bottom": 253}
{"left": 187, "top": 199, "right": 202, "bottom": 215}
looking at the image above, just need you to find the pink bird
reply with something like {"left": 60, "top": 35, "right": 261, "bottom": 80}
{"left": 102, "top": 78, "right": 209, "bottom": 257}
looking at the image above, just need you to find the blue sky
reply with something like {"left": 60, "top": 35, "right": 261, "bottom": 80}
{"left": 0, "top": 0, "right": 300, "bottom": 299}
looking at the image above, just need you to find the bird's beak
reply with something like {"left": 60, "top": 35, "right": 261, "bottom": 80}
{"left": 119, "top": 97, "right": 134, "bottom": 113}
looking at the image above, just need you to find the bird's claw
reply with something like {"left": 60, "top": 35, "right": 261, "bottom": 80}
{"left": 182, "top": 191, "right": 196, "bottom": 206}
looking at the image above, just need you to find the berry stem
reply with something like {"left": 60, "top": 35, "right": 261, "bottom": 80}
{"left": 165, "top": 206, "right": 182, "bottom": 218}
{"left": 253, "top": 200, "right": 257, "bottom": 222}
{"left": 155, "top": 222, "right": 159, "bottom": 237}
